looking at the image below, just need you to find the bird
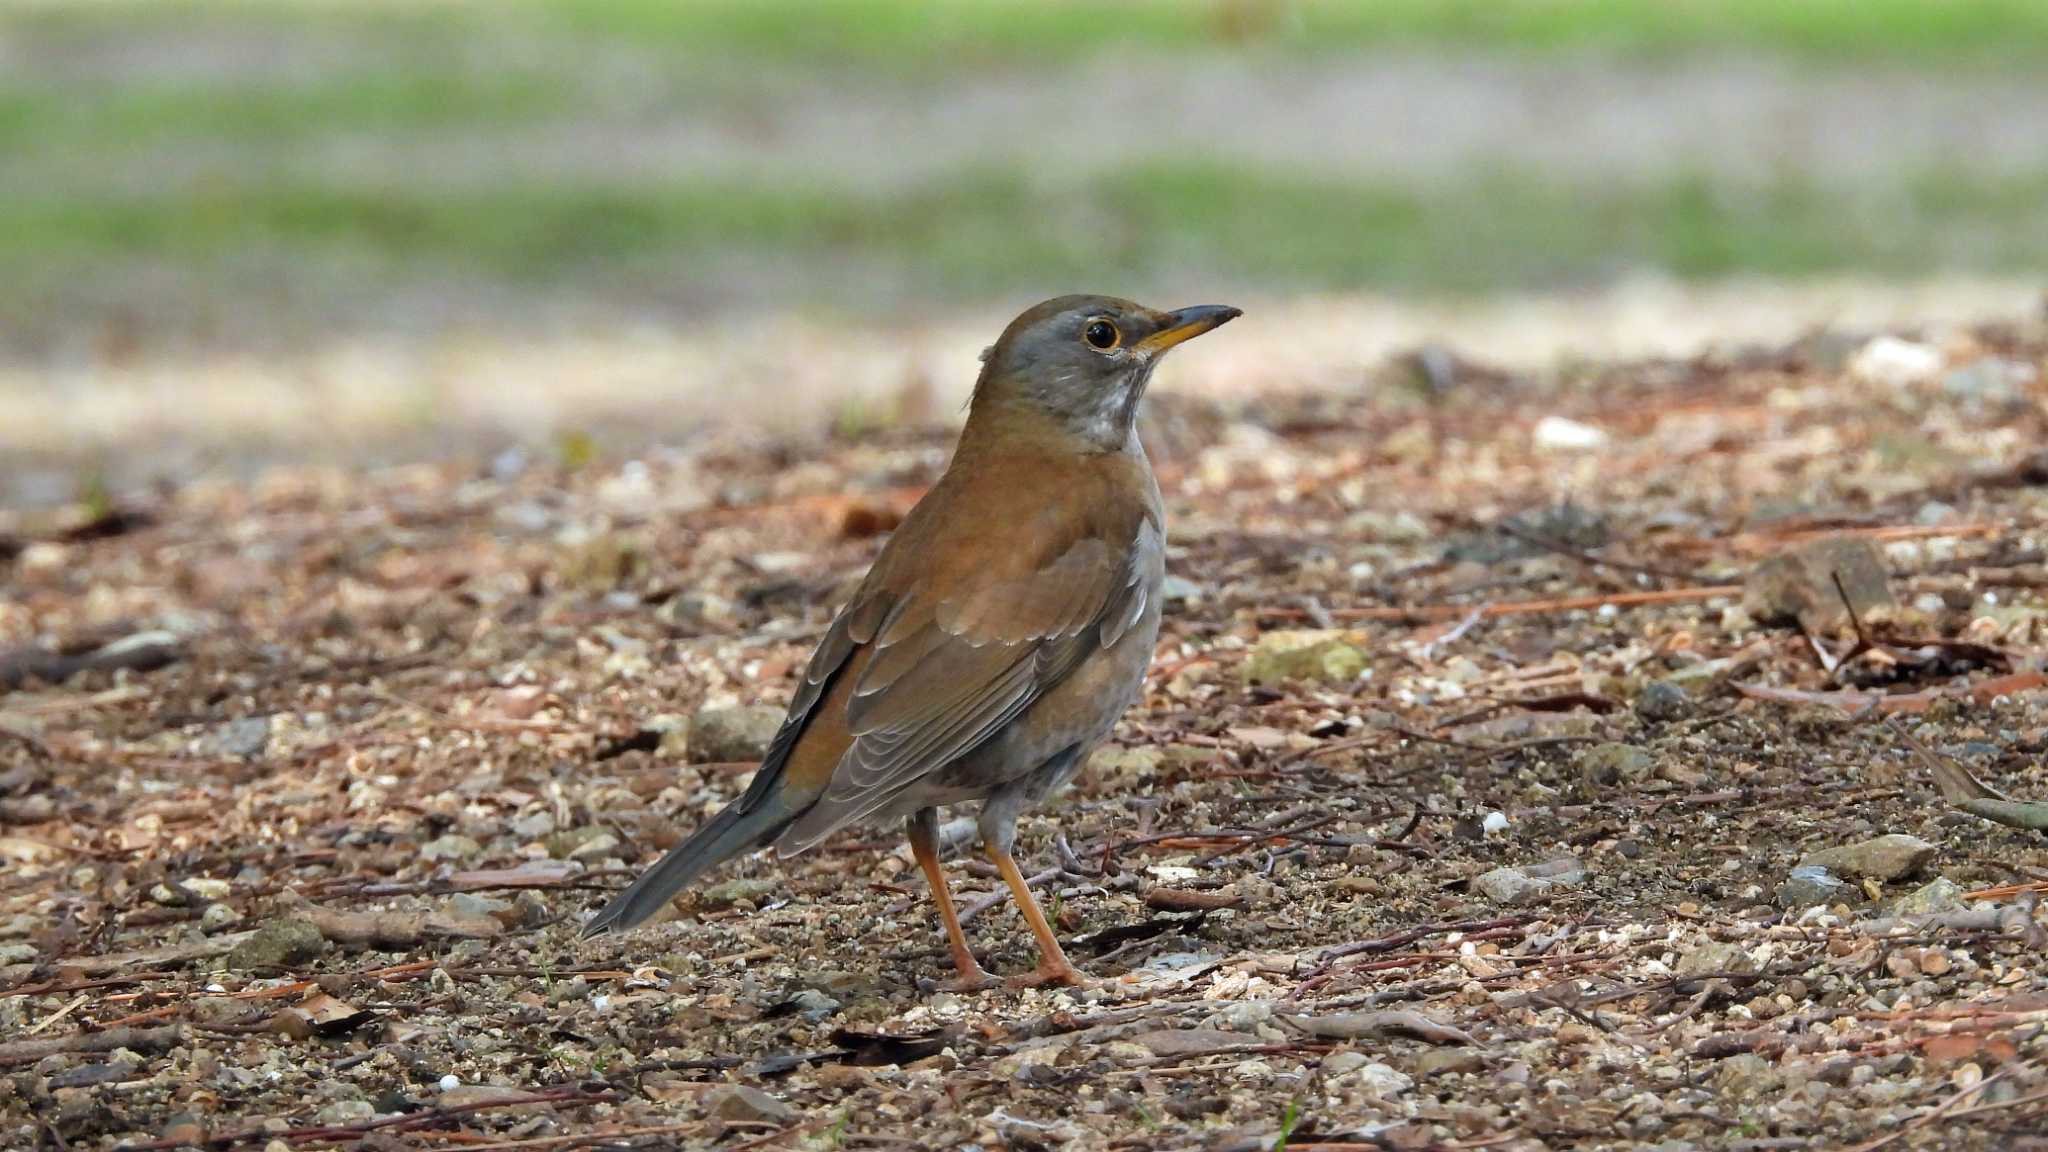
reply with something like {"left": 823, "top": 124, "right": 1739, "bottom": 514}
{"left": 582, "top": 295, "right": 1240, "bottom": 988}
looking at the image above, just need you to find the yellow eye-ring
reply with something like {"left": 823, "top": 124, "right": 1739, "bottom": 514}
{"left": 1083, "top": 319, "right": 1120, "bottom": 351}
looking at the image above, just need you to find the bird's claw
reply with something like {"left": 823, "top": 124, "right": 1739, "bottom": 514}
{"left": 942, "top": 967, "right": 1002, "bottom": 993}
{"left": 1005, "top": 963, "right": 1093, "bottom": 990}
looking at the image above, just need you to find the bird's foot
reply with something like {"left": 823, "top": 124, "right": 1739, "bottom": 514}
{"left": 1005, "top": 962, "right": 1094, "bottom": 990}
{"left": 942, "top": 965, "right": 1002, "bottom": 993}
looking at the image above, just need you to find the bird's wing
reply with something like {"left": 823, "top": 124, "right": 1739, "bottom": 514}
{"left": 725, "top": 587, "right": 891, "bottom": 817}
{"left": 776, "top": 515, "right": 1161, "bottom": 844}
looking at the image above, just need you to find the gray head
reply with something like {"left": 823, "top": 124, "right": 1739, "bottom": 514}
{"left": 969, "top": 294, "right": 1241, "bottom": 450}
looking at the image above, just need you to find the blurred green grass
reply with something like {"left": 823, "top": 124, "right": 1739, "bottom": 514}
{"left": 19, "top": 0, "right": 2048, "bottom": 66}
{"left": 564, "top": 0, "right": 2048, "bottom": 63}
{"left": 7, "top": 0, "right": 2044, "bottom": 154}
{"left": 0, "top": 73, "right": 567, "bottom": 153}
{"left": 3, "top": 0, "right": 2045, "bottom": 326}
{"left": 10, "top": 167, "right": 2044, "bottom": 299}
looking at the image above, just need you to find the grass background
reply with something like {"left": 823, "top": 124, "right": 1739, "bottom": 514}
{"left": 21, "top": 0, "right": 2048, "bottom": 66}
{"left": 2, "top": 0, "right": 2044, "bottom": 335}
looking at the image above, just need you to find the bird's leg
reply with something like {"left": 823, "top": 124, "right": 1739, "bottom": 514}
{"left": 907, "top": 810, "right": 997, "bottom": 991}
{"left": 987, "top": 844, "right": 1091, "bottom": 988}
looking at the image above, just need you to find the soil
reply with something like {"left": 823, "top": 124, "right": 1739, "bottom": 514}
{"left": 2, "top": 316, "right": 2046, "bottom": 1150}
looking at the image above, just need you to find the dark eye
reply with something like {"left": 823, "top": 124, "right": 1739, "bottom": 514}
{"left": 1083, "top": 319, "right": 1120, "bottom": 351}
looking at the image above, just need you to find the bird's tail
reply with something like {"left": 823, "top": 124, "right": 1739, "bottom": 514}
{"left": 580, "top": 793, "right": 796, "bottom": 938}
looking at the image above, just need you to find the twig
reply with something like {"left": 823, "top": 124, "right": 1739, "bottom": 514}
{"left": 0, "top": 1025, "right": 185, "bottom": 1067}
{"left": 1945, "top": 1081, "right": 2048, "bottom": 1120}
{"left": 1411, "top": 605, "right": 1487, "bottom": 661}
{"left": 0, "top": 632, "right": 184, "bottom": 691}
{"left": 1960, "top": 880, "right": 2048, "bottom": 902}
{"left": 1733, "top": 670, "right": 2048, "bottom": 716}
{"left": 22, "top": 993, "right": 89, "bottom": 1037}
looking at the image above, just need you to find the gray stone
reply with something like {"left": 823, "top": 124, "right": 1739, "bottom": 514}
{"left": 787, "top": 988, "right": 841, "bottom": 1023}
{"left": 1799, "top": 834, "right": 1936, "bottom": 882}
{"left": 660, "top": 591, "right": 736, "bottom": 628}
{"left": 47, "top": 1060, "right": 140, "bottom": 1090}
{"left": 210, "top": 716, "right": 272, "bottom": 760}
{"left": 1577, "top": 742, "right": 1656, "bottom": 787}
{"left": 545, "top": 826, "right": 613, "bottom": 860}
{"left": 1242, "top": 630, "right": 1370, "bottom": 687}
{"left": 699, "top": 876, "right": 778, "bottom": 909}
{"left": 439, "top": 1084, "right": 547, "bottom": 1112}
{"left": 1887, "top": 877, "right": 1966, "bottom": 918}
{"left": 1675, "top": 939, "right": 1757, "bottom": 981}
{"left": 1915, "top": 500, "right": 1959, "bottom": 526}
{"left": 1475, "top": 858, "right": 1585, "bottom": 905}
{"left": 1133, "top": 1028, "right": 1250, "bottom": 1057}
{"left": 1777, "top": 865, "right": 1850, "bottom": 910}
{"left": 1350, "top": 509, "right": 1433, "bottom": 543}
{"left": 449, "top": 894, "right": 514, "bottom": 923}
{"left": 1346, "top": 1062, "right": 1414, "bottom": 1097}
{"left": 511, "top": 811, "right": 558, "bottom": 839}
{"left": 564, "top": 831, "right": 618, "bottom": 860}
{"left": 157, "top": 1114, "right": 208, "bottom": 1146}
{"left": 1416, "top": 1048, "right": 1485, "bottom": 1077}
{"left": 313, "top": 1100, "right": 375, "bottom": 1125}
{"left": 1321, "top": 1051, "right": 1369, "bottom": 1078}
{"left": 703, "top": 1084, "right": 798, "bottom": 1125}
{"left": 1743, "top": 536, "right": 1896, "bottom": 633}
{"left": 419, "top": 834, "right": 482, "bottom": 862}
{"left": 1160, "top": 575, "right": 1204, "bottom": 605}
{"left": 1088, "top": 746, "right": 1164, "bottom": 786}
{"left": 687, "top": 705, "right": 785, "bottom": 763}
{"left": 1711, "top": 1052, "right": 1781, "bottom": 1099}
{"left": 1634, "top": 680, "right": 1692, "bottom": 723}
{"left": 1943, "top": 358, "right": 2034, "bottom": 406}
{"left": 227, "top": 916, "right": 328, "bottom": 970}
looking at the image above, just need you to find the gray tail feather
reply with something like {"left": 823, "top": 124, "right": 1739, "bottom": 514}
{"left": 581, "top": 794, "right": 794, "bottom": 938}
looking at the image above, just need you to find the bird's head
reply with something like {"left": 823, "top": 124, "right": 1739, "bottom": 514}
{"left": 969, "top": 295, "right": 1240, "bottom": 450}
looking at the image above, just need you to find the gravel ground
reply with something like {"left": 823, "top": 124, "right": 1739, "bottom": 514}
{"left": 1, "top": 312, "right": 2046, "bottom": 1150}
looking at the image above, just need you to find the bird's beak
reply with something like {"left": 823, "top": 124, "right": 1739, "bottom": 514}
{"left": 1135, "top": 304, "right": 1242, "bottom": 356}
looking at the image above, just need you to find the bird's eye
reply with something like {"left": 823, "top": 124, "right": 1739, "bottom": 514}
{"left": 1083, "top": 319, "right": 1120, "bottom": 351}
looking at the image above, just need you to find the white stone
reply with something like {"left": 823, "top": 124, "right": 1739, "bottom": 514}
{"left": 1349, "top": 1062, "right": 1414, "bottom": 1097}
{"left": 1533, "top": 415, "right": 1610, "bottom": 451}
{"left": 1849, "top": 336, "right": 1944, "bottom": 388}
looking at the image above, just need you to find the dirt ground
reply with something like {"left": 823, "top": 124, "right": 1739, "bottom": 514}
{"left": 2, "top": 312, "right": 2047, "bottom": 1150}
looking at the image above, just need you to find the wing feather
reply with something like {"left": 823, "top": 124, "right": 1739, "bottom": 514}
{"left": 770, "top": 517, "right": 1159, "bottom": 850}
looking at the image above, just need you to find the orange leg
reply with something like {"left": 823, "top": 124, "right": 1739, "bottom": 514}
{"left": 988, "top": 845, "right": 1091, "bottom": 988}
{"left": 908, "top": 814, "right": 997, "bottom": 991}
